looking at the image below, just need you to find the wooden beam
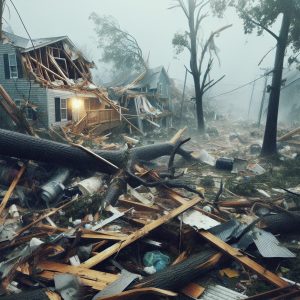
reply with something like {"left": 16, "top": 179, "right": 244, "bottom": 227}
{"left": 36, "top": 261, "right": 118, "bottom": 291}
{"left": 0, "top": 164, "right": 26, "bottom": 216}
{"left": 94, "top": 288, "right": 177, "bottom": 300}
{"left": 81, "top": 197, "right": 201, "bottom": 268}
{"left": 198, "top": 231, "right": 289, "bottom": 288}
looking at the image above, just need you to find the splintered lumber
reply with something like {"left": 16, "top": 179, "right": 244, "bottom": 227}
{"left": 278, "top": 127, "right": 300, "bottom": 141}
{"left": 36, "top": 261, "right": 118, "bottom": 291}
{"left": 169, "top": 127, "right": 187, "bottom": 144}
{"left": 198, "top": 231, "right": 289, "bottom": 288}
{"left": 95, "top": 288, "right": 177, "bottom": 300}
{"left": 0, "top": 164, "right": 26, "bottom": 216}
{"left": 81, "top": 197, "right": 201, "bottom": 268}
{"left": 0, "top": 85, "right": 35, "bottom": 136}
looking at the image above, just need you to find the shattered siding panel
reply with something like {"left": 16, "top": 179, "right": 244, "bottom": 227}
{"left": 0, "top": 42, "right": 48, "bottom": 127}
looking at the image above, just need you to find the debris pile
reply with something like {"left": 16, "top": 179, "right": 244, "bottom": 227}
{"left": 0, "top": 125, "right": 300, "bottom": 300}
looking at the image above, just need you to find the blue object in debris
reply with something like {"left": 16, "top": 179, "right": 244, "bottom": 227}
{"left": 143, "top": 251, "right": 170, "bottom": 272}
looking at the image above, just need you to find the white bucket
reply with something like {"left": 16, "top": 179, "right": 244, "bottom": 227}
{"left": 78, "top": 176, "right": 102, "bottom": 196}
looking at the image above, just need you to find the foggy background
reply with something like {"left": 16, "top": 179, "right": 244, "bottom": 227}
{"left": 3, "top": 0, "right": 289, "bottom": 122}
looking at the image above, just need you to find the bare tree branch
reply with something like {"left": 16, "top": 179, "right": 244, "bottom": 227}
{"left": 244, "top": 14, "right": 279, "bottom": 41}
{"left": 203, "top": 75, "right": 225, "bottom": 93}
{"left": 258, "top": 45, "right": 276, "bottom": 66}
{"left": 198, "top": 24, "right": 232, "bottom": 73}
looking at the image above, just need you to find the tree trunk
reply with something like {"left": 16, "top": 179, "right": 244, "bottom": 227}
{"left": 0, "top": 1, "right": 3, "bottom": 39}
{"left": 261, "top": 10, "right": 291, "bottom": 156}
{"left": 194, "top": 76, "right": 205, "bottom": 133}
{"left": 188, "top": 0, "right": 205, "bottom": 134}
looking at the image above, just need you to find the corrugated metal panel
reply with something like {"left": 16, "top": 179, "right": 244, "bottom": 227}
{"left": 200, "top": 284, "right": 247, "bottom": 300}
{"left": 252, "top": 229, "right": 295, "bottom": 258}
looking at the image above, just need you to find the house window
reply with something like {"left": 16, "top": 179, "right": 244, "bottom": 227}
{"left": 55, "top": 97, "right": 68, "bottom": 122}
{"left": 8, "top": 54, "right": 18, "bottom": 79}
{"left": 158, "top": 83, "right": 163, "bottom": 95}
{"left": 60, "top": 99, "right": 67, "bottom": 121}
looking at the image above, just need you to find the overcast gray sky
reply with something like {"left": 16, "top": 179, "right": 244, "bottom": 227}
{"left": 3, "top": 0, "right": 283, "bottom": 118}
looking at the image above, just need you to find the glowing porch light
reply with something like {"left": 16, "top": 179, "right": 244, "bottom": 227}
{"left": 72, "top": 98, "right": 83, "bottom": 110}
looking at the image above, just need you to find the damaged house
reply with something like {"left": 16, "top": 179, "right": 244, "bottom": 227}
{"left": 0, "top": 31, "right": 122, "bottom": 133}
{"left": 110, "top": 66, "right": 172, "bottom": 133}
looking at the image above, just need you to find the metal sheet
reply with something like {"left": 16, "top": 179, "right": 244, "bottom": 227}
{"left": 252, "top": 230, "right": 296, "bottom": 258}
{"left": 181, "top": 210, "right": 220, "bottom": 230}
{"left": 200, "top": 284, "right": 247, "bottom": 300}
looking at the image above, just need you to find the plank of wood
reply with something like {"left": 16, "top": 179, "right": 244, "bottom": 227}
{"left": 38, "top": 261, "right": 118, "bottom": 290}
{"left": 118, "top": 199, "right": 160, "bottom": 212}
{"left": 94, "top": 287, "right": 177, "bottom": 300}
{"left": 81, "top": 197, "right": 201, "bottom": 268}
{"left": 0, "top": 164, "right": 26, "bottom": 216}
{"left": 198, "top": 231, "right": 289, "bottom": 288}
{"left": 278, "top": 127, "right": 300, "bottom": 141}
{"left": 37, "top": 224, "right": 127, "bottom": 241}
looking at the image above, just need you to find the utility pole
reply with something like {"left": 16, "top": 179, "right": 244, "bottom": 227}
{"left": 179, "top": 67, "right": 188, "bottom": 126}
{"left": 247, "top": 77, "right": 256, "bottom": 120}
{"left": 257, "top": 69, "right": 270, "bottom": 127}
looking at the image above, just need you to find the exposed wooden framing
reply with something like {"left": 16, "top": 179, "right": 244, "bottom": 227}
{"left": 81, "top": 197, "right": 201, "bottom": 268}
{"left": 49, "top": 54, "right": 69, "bottom": 82}
{"left": 0, "top": 164, "right": 26, "bottom": 216}
{"left": 63, "top": 49, "right": 88, "bottom": 80}
{"left": 28, "top": 55, "right": 66, "bottom": 82}
{"left": 198, "top": 231, "right": 289, "bottom": 288}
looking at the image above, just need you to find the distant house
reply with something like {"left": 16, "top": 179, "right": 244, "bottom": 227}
{"left": 0, "top": 31, "right": 121, "bottom": 133}
{"left": 109, "top": 66, "right": 172, "bottom": 132}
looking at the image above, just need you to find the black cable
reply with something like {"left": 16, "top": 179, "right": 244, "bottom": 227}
{"left": 8, "top": 0, "right": 35, "bottom": 103}
{"left": 208, "top": 74, "right": 267, "bottom": 99}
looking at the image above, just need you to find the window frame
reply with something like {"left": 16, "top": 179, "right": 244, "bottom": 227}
{"left": 8, "top": 54, "right": 18, "bottom": 79}
{"left": 60, "top": 98, "right": 67, "bottom": 121}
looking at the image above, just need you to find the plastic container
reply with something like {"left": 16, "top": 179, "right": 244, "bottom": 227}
{"left": 215, "top": 157, "right": 234, "bottom": 171}
{"left": 77, "top": 176, "right": 102, "bottom": 196}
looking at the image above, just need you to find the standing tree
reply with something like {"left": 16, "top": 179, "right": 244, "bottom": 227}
{"left": 89, "top": 13, "right": 146, "bottom": 79}
{"left": 0, "top": 0, "right": 5, "bottom": 39}
{"left": 215, "top": 0, "right": 300, "bottom": 155}
{"left": 170, "top": 0, "right": 231, "bottom": 133}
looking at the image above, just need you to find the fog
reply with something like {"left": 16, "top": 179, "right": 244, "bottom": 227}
{"left": 3, "top": 0, "right": 284, "bottom": 120}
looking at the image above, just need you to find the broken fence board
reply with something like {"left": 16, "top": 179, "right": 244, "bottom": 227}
{"left": 81, "top": 197, "right": 201, "bottom": 268}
